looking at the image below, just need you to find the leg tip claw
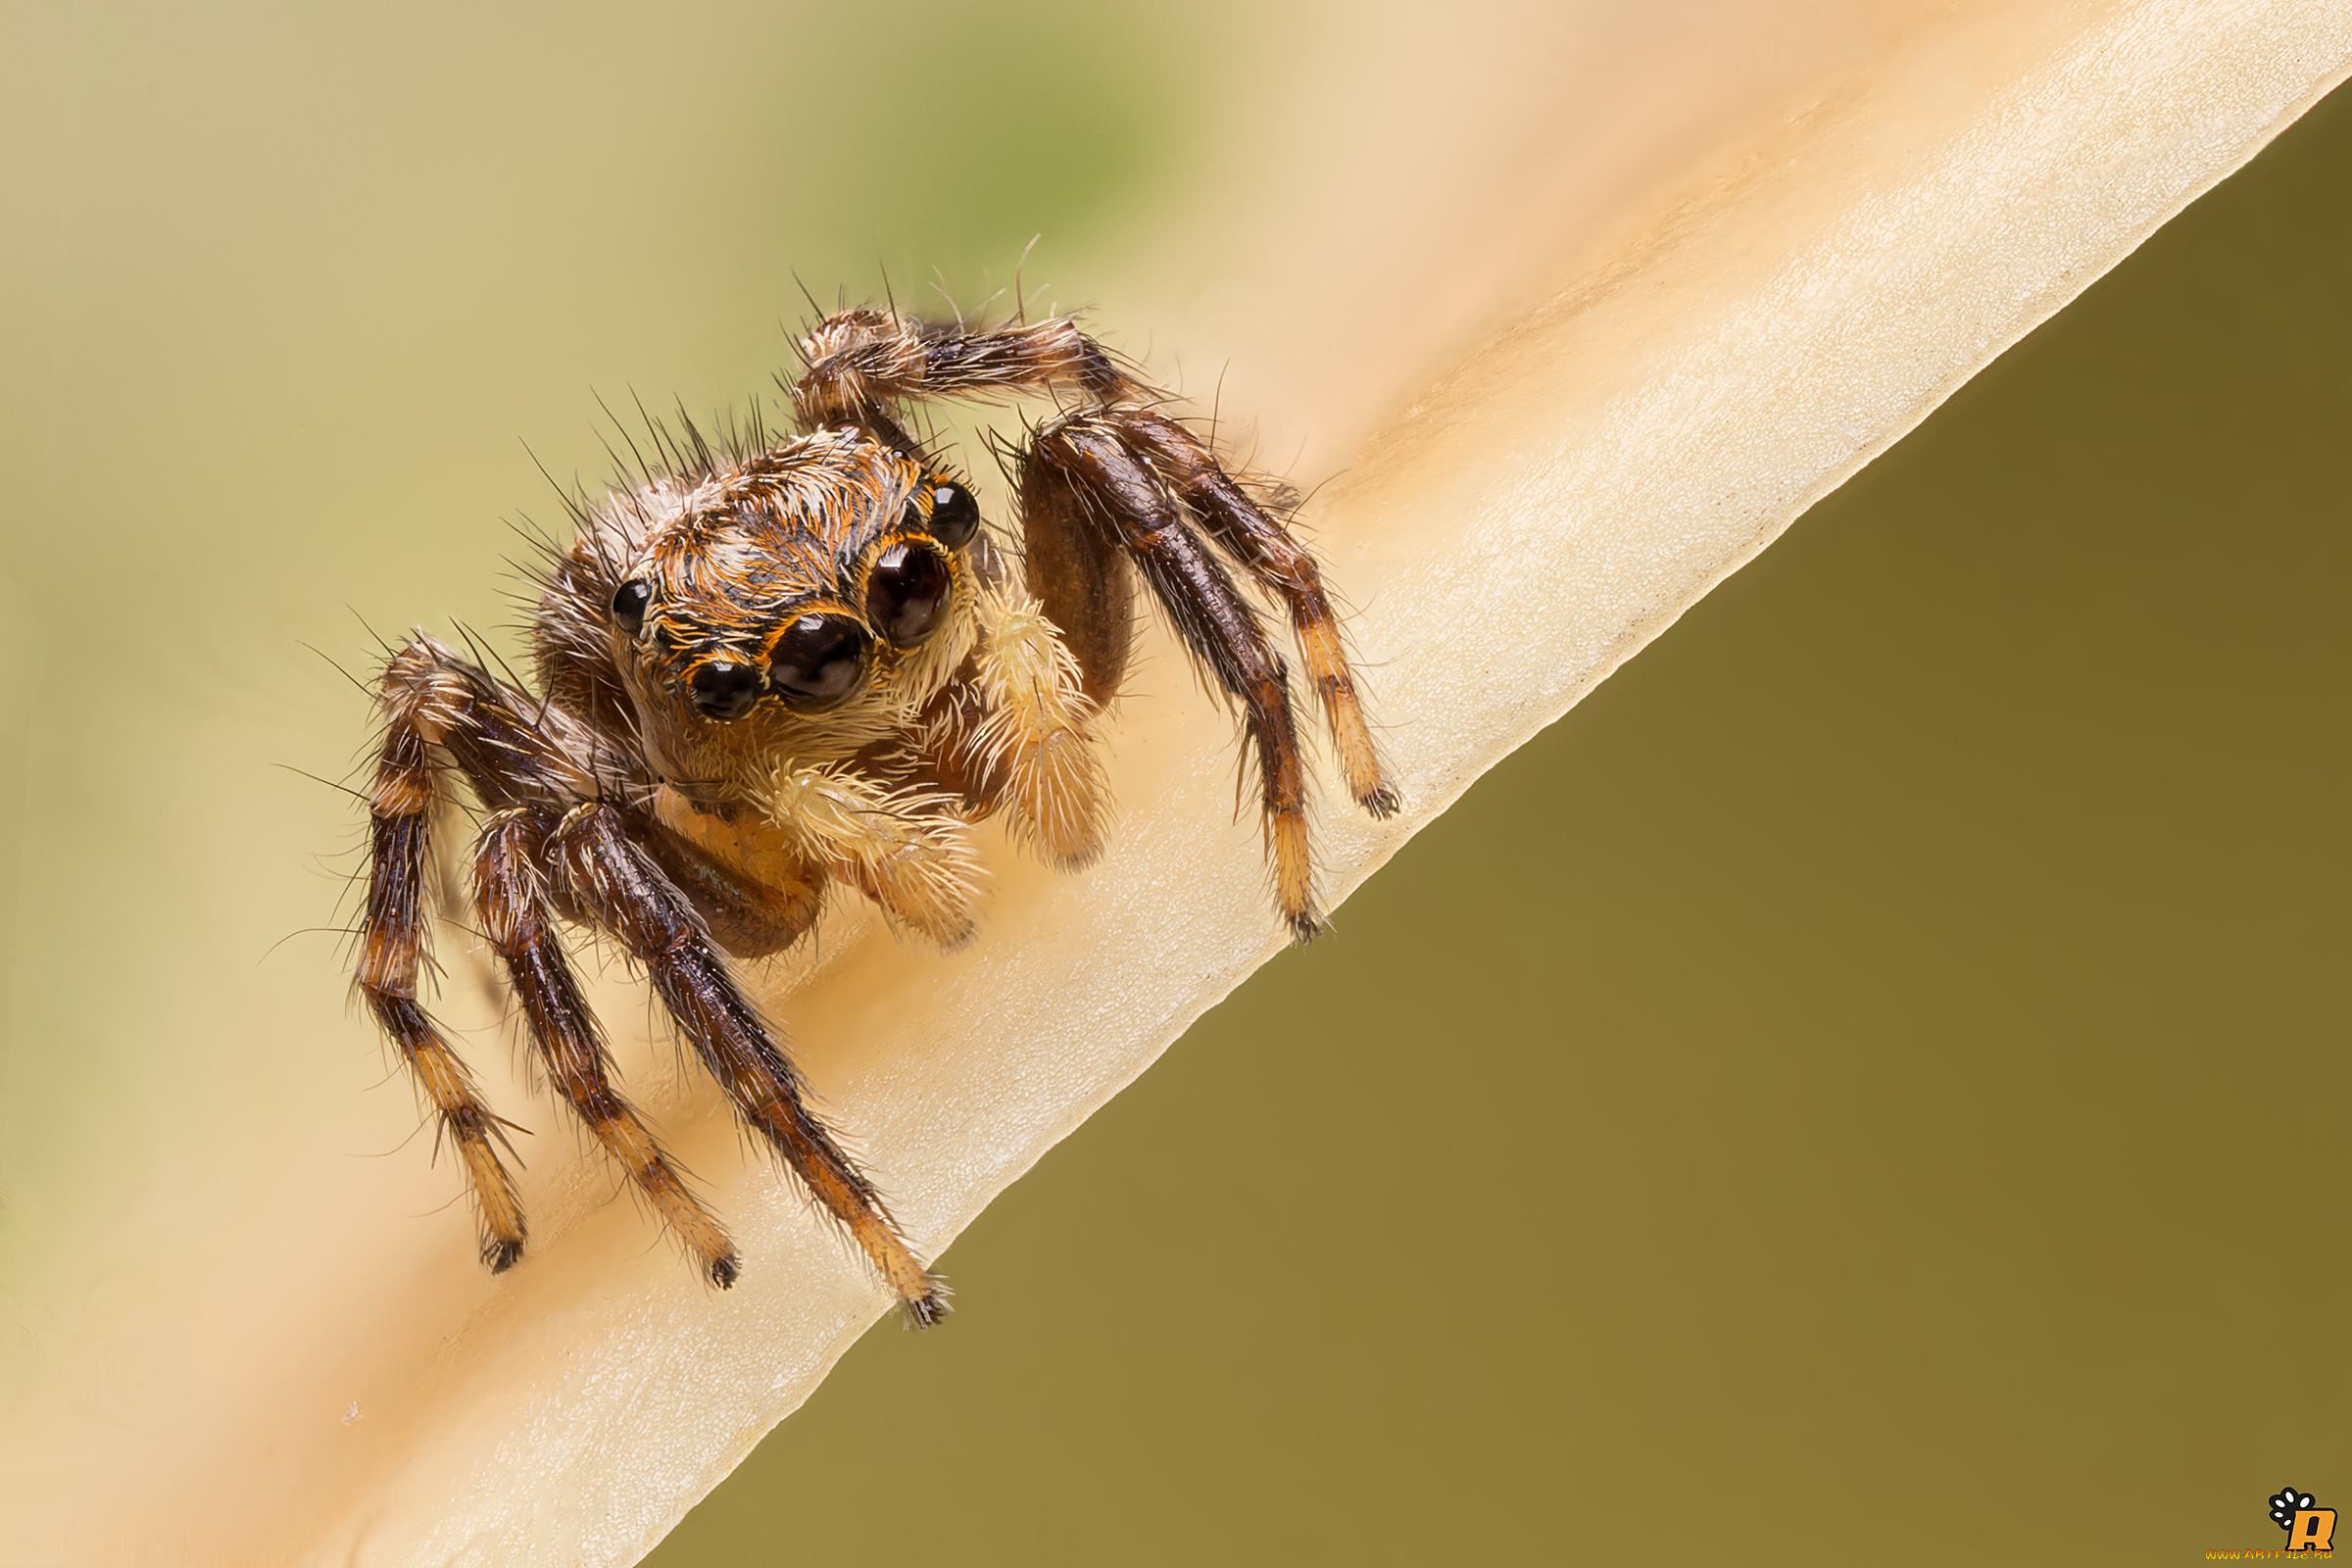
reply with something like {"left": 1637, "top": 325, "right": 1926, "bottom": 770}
{"left": 900, "top": 1280, "right": 954, "bottom": 1329}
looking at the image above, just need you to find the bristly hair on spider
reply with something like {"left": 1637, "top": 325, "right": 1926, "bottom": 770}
{"left": 350, "top": 301, "right": 1396, "bottom": 1324}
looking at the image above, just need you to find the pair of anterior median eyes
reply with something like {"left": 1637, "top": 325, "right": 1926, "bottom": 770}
{"left": 610, "top": 481, "right": 982, "bottom": 721}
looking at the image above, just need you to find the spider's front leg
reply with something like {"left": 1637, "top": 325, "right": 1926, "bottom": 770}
{"left": 793, "top": 309, "right": 1125, "bottom": 446}
{"left": 473, "top": 807, "right": 741, "bottom": 1287}
{"left": 1118, "top": 412, "right": 1399, "bottom": 821}
{"left": 368, "top": 643, "right": 941, "bottom": 1313}
{"left": 547, "top": 801, "right": 948, "bottom": 1323}
{"left": 364, "top": 639, "right": 736, "bottom": 1282}
{"left": 1021, "top": 412, "right": 1327, "bottom": 938}
{"left": 357, "top": 710, "right": 528, "bottom": 1270}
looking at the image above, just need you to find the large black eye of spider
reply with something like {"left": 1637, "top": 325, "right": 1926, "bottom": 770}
{"left": 910, "top": 481, "right": 979, "bottom": 549}
{"left": 689, "top": 660, "right": 762, "bottom": 721}
{"left": 864, "top": 541, "right": 952, "bottom": 647}
{"left": 611, "top": 578, "right": 652, "bottom": 636}
{"left": 766, "top": 612, "right": 873, "bottom": 711}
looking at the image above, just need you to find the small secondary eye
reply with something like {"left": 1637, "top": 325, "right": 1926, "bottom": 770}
{"left": 766, "top": 613, "right": 873, "bottom": 711}
{"left": 611, "top": 579, "right": 652, "bottom": 636}
{"left": 926, "top": 482, "right": 979, "bottom": 549}
{"left": 688, "top": 661, "right": 761, "bottom": 721}
{"left": 865, "top": 542, "right": 951, "bottom": 647}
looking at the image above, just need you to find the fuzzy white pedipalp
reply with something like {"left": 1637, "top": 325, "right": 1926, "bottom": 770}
{"left": 966, "top": 587, "right": 1111, "bottom": 870}
{"left": 760, "top": 763, "right": 986, "bottom": 949}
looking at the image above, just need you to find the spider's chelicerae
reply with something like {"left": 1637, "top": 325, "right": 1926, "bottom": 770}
{"left": 356, "top": 308, "right": 1396, "bottom": 1323}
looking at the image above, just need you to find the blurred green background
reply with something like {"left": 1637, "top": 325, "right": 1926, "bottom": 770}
{"left": 0, "top": 3, "right": 2342, "bottom": 1562}
{"left": 652, "top": 78, "right": 2352, "bottom": 1567}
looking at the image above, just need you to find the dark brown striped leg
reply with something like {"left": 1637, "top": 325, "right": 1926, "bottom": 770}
{"left": 356, "top": 710, "right": 527, "bottom": 1270}
{"left": 360, "top": 633, "right": 615, "bottom": 1278}
{"left": 472, "top": 808, "right": 741, "bottom": 1287}
{"left": 1119, "top": 411, "right": 1398, "bottom": 819}
{"left": 1022, "top": 412, "right": 1323, "bottom": 940}
{"left": 548, "top": 802, "right": 948, "bottom": 1324}
{"left": 792, "top": 310, "right": 1125, "bottom": 436}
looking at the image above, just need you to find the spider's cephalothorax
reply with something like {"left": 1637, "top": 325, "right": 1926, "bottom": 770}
{"left": 354, "top": 309, "right": 1396, "bottom": 1323}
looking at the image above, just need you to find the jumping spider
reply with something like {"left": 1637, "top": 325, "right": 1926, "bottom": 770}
{"left": 355, "top": 308, "right": 1396, "bottom": 1323}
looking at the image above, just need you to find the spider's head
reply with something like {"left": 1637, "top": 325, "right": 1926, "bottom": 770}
{"left": 597, "top": 428, "right": 985, "bottom": 784}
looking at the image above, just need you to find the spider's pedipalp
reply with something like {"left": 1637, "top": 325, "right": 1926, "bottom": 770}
{"left": 472, "top": 808, "right": 740, "bottom": 1288}
{"left": 755, "top": 765, "right": 984, "bottom": 949}
{"left": 962, "top": 586, "right": 1111, "bottom": 868}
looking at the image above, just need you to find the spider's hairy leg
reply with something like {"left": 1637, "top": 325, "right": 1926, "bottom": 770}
{"left": 356, "top": 673, "right": 527, "bottom": 1271}
{"left": 473, "top": 808, "right": 740, "bottom": 1288}
{"left": 791, "top": 310, "right": 1128, "bottom": 436}
{"left": 432, "top": 790, "right": 509, "bottom": 1011}
{"left": 1008, "top": 431, "right": 1137, "bottom": 710}
{"left": 1121, "top": 411, "right": 1398, "bottom": 819}
{"left": 366, "top": 635, "right": 657, "bottom": 1278}
{"left": 550, "top": 802, "right": 948, "bottom": 1325}
{"left": 1021, "top": 412, "right": 1324, "bottom": 941}
{"left": 956, "top": 587, "right": 1112, "bottom": 869}
{"left": 791, "top": 306, "right": 1385, "bottom": 933}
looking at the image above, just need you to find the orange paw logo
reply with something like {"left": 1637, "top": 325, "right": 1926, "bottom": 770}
{"left": 2269, "top": 1486, "right": 2335, "bottom": 1552}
